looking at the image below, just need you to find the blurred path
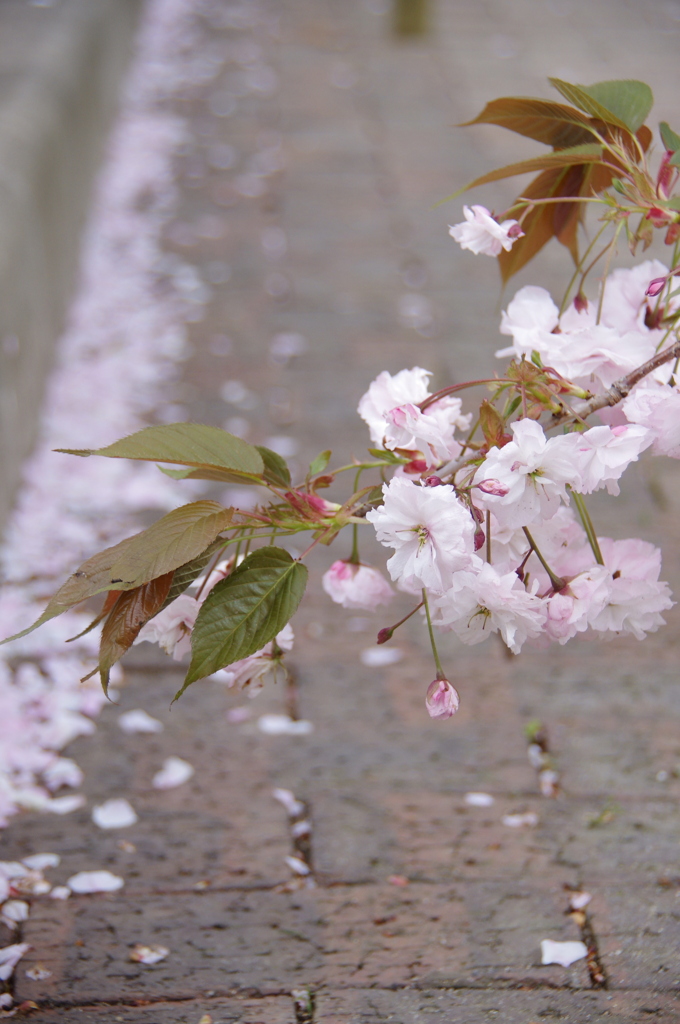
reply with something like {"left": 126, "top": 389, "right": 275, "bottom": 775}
{"left": 5, "top": 1, "right": 680, "bottom": 1021}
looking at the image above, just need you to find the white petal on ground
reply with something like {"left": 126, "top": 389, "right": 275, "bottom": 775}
{"left": 49, "top": 887, "right": 71, "bottom": 901}
{"left": 540, "top": 938, "right": 588, "bottom": 967}
{"left": 92, "top": 799, "right": 138, "bottom": 830}
{"left": 0, "top": 993, "right": 11, "bottom": 1009}
{"left": 502, "top": 811, "right": 539, "bottom": 828}
{"left": 272, "top": 788, "right": 305, "bottom": 816}
{"left": 285, "top": 855, "right": 310, "bottom": 876}
{"left": 129, "top": 943, "right": 169, "bottom": 965}
{"left": 360, "top": 646, "right": 403, "bottom": 667}
{"left": 464, "top": 792, "right": 495, "bottom": 807}
{"left": 0, "top": 943, "right": 31, "bottom": 981}
{"left": 569, "top": 891, "right": 592, "bottom": 910}
{"left": 43, "top": 795, "right": 86, "bottom": 815}
{"left": 0, "top": 864, "right": 29, "bottom": 880}
{"left": 291, "top": 820, "right": 311, "bottom": 838}
{"left": 22, "top": 854, "right": 60, "bottom": 871}
{"left": 257, "top": 715, "right": 313, "bottom": 736}
{"left": 66, "top": 871, "right": 124, "bottom": 894}
{"left": 118, "top": 709, "right": 164, "bottom": 734}
{"left": 0, "top": 901, "right": 29, "bottom": 929}
{"left": 152, "top": 756, "right": 194, "bottom": 790}
{"left": 226, "top": 706, "right": 251, "bottom": 723}
{"left": 25, "top": 965, "right": 52, "bottom": 981}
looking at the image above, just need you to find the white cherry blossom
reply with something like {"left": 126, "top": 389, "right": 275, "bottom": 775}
{"left": 589, "top": 538, "right": 674, "bottom": 640}
{"left": 357, "top": 367, "right": 432, "bottom": 446}
{"left": 367, "top": 477, "right": 476, "bottom": 594}
{"left": 623, "top": 382, "right": 680, "bottom": 457}
{"left": 449, "top": 205, "right": 523, "bottom": 257}
{"left": 322, "top": 561, "right": 393, "bottom": 610}
{"left": 568, "top": 424, "right": 652, "bottom": 495}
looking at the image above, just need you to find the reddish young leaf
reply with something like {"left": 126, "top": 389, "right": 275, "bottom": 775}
{"left": 461, "top": 97, "right": 597, "bottom": 149}
{"left": 96, "top": 572, "right": 174, "bottom": 695}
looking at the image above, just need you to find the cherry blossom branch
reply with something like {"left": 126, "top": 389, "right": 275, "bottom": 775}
{"left": 553, "top": 336, "right": 680, "bottom": 427}
{"left": 522, "top": 528, "right": 566, "bottom": 592}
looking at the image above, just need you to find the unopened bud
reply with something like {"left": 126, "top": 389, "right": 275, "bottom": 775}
{"left": 665, "top": 222, "right": 680, "bottom": 246}
{"left": 646, "top": 206, "right": 672, "bottom": 228}
{"left": 477, "top": 478, "right": 510, "bottom": 496}
{"left": 377, "top": 627, "right": 393, "bottom": 645}
{"left": 573, "top": 292, "right": 588, "bottom": 314}
{"left": 424, "top": 475, "right": 443, "bottom": 487}
{"left": 507, "top": 222, "right": 524, "bottom": 239}
{"left": 425, "top": 678, "right": 460, "bottom": 720}
{"left": 474, "top": 526, "right": 486, "bottom": 551}
{"left": 646, "top": 276, "right": 667, "bottom": 298}
{"left": 404, "top": 459, "right": 428, "bottom": 475}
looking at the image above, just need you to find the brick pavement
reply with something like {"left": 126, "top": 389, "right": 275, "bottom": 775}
{"left": 4, "top": 1, "right": 680, "bottom": 1021}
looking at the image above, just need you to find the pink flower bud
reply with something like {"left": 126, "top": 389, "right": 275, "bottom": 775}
{"left": 425, "top": 678, "right": 460, "bottom": 720}
{"left": 377, "top": 627, "right": 393, "bottom": 644}
{"left": 477, "top": 478, "right": 510, "bottom": 496}
{"left": 424, "top": 475, "right": 443, "bottom": 487}
{"left": 506, "top": 222, "right": 524, "bottom": 239}
{"left": 573, "top": 292, "right": 588, "bottom": 314}
{"left": 473, "top": 525, "right": 486, "bottom": 551}
{"left": 646, "top": 276, "right": 667, "bottom": 297}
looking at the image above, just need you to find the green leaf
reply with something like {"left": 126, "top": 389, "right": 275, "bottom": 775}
{"left": 660, "top": 121, "right": 680, "bottom": 153}
{"left": 158, "top": 464, "right": 262, "bottom": 484}
{"left": 1, "top": 533, "right": 138, "bottom": 645}
{"left": 446, "top": 143, "right": 603, "bottom": 200}
{"left": 367, "top": 448, "right": 406, "bottom": 464}
{"left": 57, "top": 423, "right": 264, "bottom": 477}
{"left": 107, "top": 501, "right": 234, "bottom": 590}
{"left": 579, "top": 80, "right": 653, "bottom": 134}
{"left": 256, "top": 445, "right": 291, "bottom": 487}
{"left": 177, "top": 546, "right": 308, "bottom": 698}
{"left": 308, "top": 450, "right": 331, "bottom": 477}
{"left": 549, "top": 78, "right": 652, "bottom": 134}
{"left": 461, "top": 97, "right": 597, "bottom": 149}
{"left": 97, "top": 573, "right": 173, "bottom": 696}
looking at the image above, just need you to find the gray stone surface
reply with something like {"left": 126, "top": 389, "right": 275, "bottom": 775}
{"left": 5, "top": 0, "right": 680, "bottom": 1021}
{"left": 0, "top": 0, "right": 142, "bottom": 530}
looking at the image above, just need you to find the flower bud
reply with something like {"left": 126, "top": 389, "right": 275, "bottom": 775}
{"left": 424, "top": 475, "right": 443, "bottom": 487}
{"left": 425, "top": 678, "right": 460, "bottom": 720}
{"left": 646, "top": 276, "right": 667, "bottom": 298}
{"left": 377, "top": 627, "right": 394, "bottom": 644}
{"left": 573, "top": 292, "right": 588, "bottom": 314}
{"left": 473, "top": 525, "right": 486, "bottom": 551}
{"left": 477, "top": 478, "right": 510, "bottom": 496}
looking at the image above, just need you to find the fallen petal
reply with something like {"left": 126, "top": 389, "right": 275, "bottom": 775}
{"left": 25, "top": 966, "right": 52, "bottom": 981}
{"left": 272, "top": 788, "right": 305, "bottom": 816}
{"left": 22, "top": 854, "right": 60, "bottom": 872}
{"left": 92, "top": 799, "right": 138, "bottom": 830}
{"left": 464, "top": 792, "right": 495, "bottom": 807}
{"left": 0, "top": 902, "right": 29, "bottom": 929}
{"left": 502, "top": 812, "right": 539, "bottom": 828}
{"left": 226, "top": 706, "right": 251, "bottom": 723}
{"left": 118, "top": 710, "right": 164, "bottom": 734}
{"left": 129, "top": 943, "right": 169, "bottom": 965}
{"left": 49, "top": 887, "right": 70, "bottom": 901}
{"left": 257, "top": 714, "right": 313, "bottom": 736}
{"left": 569, "top": 891, "right": 592, "bottom": 910}
{"left": 540, "top": 938, "right": 588, "bottom": 967}
{"left": 284, "top": 856, "right": 310, "bottom": 876}
{"left": 66, "top": 871, "right": 124, "bottom": 894}
{"left": 0, "top": 944, "right": 31, "bottom": 982}
{"left": 43, "top": 795, "right": 86, "bottom": 815}
{"left": 152, "top": 756, "right": 194, "bottom": 790}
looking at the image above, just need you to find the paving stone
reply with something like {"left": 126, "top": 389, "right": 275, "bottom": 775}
{"left": 22, "top": 997, "right": 295, "bottom": 1024}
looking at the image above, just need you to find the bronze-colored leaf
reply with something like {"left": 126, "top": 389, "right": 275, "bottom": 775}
{"left": 97, "top": 573, "right": 173, "bottom": 695}
{"left": 445, "top": 143, "right": 604, "bottom": 201}
{"left": 461, "top": 97, "right": 597, "bottom": 149}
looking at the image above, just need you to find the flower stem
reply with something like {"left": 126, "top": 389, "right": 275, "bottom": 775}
{"left": 522, "top": 528, "right": 566, "bottom": 591}
{"left": 377, "top": 600, "right": 424, "bottom": 643}
{"left": 485, "top": 509, "right": 492, "bottom": 564}
{"left": 570, "top": 490, "right": 604, "bottom": 566}
{"left": 422, "top": 588, "right": 446, "bottom": 680}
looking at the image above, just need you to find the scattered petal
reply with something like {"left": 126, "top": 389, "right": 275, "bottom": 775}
{"left": 152, "top": 756, "right": 194, "bottom": 790}
{"left": 25, "top": 966, "right": 52, "bottom": 981}
{"left": 49, "top": 887, "right": 70, "bottom": 901}
{"left": 198, "top": 1015, "right": 213, "bottom": 1024}
{"left": 22, "top": 854, "right": 59, "bottom": 872}
{"left": 0, "top": 902, "right": 29, "bottom": 929}
{"left": 569, "top": 891, "right": 592, "bottom": 910}
{"left": 116, "top": 840, "right": 137, "bottom": 854}
{"left": 539, "top": 769, "right": 560, "bottom": 797}
{"left": 118, "top": 710, "right": 164, "bottom": 734}
{"left": 66, "top": 871, "right": 124, "bottom": 894}
{"left": 464, "top": 792, "right": 495, "bottom": 807}
{"left": 540, "top": 938, "right": 588, "bottom": 967}
{"left": 502, "top": 811, "right": 539, "bottom": 828}
{"left": 284, "top": 856, "right": 310, "bottom": 876}
{"left": 360, "top": 647, "right": 403, "bottom": 667}
{"left": 0, "top": 994, "right": 11, "bottom": 1009}
{"left": 0, "top": 944, "right": 31, "bottom": 982}
{"left": 92, "top": 799, "right": 138, "bottom": 830}
{"left": 387, "top": 875, "right": 409, "bottom": 886}
{"left": 129, "top": 943, "right": 169, "bottom": 965}
{"left": 272, "top": 788, "right": 305, "bottom": 817}
{"left": 0, "top": 865, "right": 28, "bottom": 881}
{"left": 291, "top": 820, "right": 311, "bottom": 838}
{"left": 43, "top": 795, "right": 86, "bottom": 815}
{"left": 226, "top": 706, "right": 251, "bottom": 723}
{"left": 257, "top": 715, "right": 313, "bottom": 736}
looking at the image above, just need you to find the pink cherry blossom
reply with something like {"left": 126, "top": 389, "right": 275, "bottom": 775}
{"left": 568, "top": 424, "right": 652, "bottom": 495}
{"left": 425, "top": 678, "right": 460, "bottom": 719}
{"left": 473, "top": 419, "right": 581, "bottom": 530}
{"left": 589, "top": 538, "right": 674, "bottom": 640}
{"left": 623, "top": 382, "right": 680, "bottom": 457}
{"left": 545, "top": 566, "right": 612, "bottom": 643}
{"left": 322, "top": 561, "right": 393, "bottom": 610}
{"left": 214, "top": 625, "right": 295, "bottom": 698}
{"left": 432, "top": 563, "right": 547, "bottom": 653}
{"left": 357, "top": 367, "right": 432, "bottom": 446}
{"left": 366, "top": 477, "right": 476, "bottom": 594}
{"left": 449, "top": 205, "right": 523, "bottom": 257}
